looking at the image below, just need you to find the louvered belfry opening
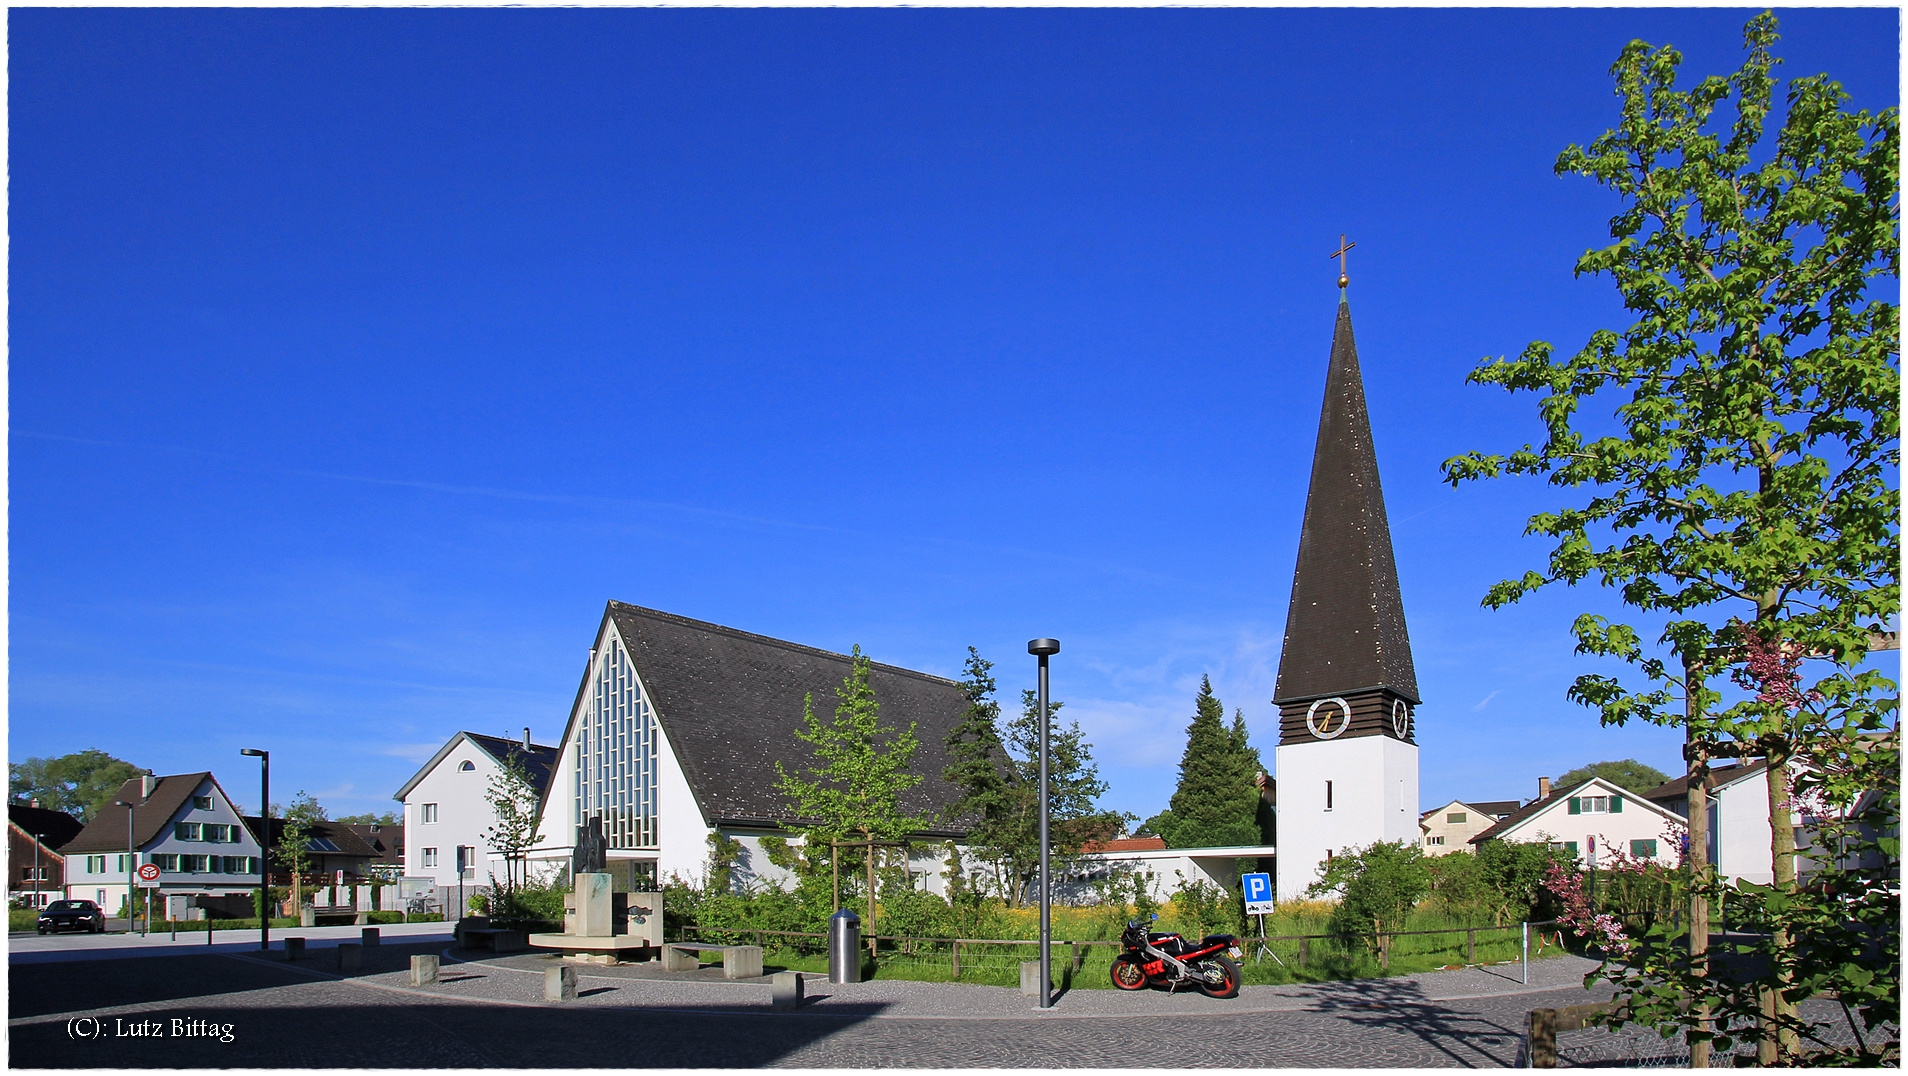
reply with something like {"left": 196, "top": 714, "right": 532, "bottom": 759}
{"left": 1274, "top": 297, "right": 1420, "bottom": 745}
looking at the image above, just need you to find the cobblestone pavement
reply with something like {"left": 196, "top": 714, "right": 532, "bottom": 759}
{"left": 11, "top": 939, "right": 1855, "bottom": 1068}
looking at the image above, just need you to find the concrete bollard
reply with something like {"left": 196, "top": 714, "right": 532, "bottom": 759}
{"left": 285, "top": 937, "right": 306, "bottom": 961}
{"left": 1020, "top": 960, "right": 1049, "bottom": 997}
{"left": 771, "top": 970, "right": 805, "bottom": 1009}
{"left": 410, "top": 954, "right": 439, "bottom": 987}
{"left": 545, "top": 964, "right": 578, "bottom": 1002}
{"left": 361, "top": 927, "right": 381, "bottom": 946}
{"left": 300, "top": 906, "right": 315, "bottom": 928}
{"left": 338, "top": 942, "right": 362, "bottom": 973}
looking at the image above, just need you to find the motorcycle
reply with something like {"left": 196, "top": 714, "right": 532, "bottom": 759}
{"left": 1110, "top": 913, "right": 1243, "bottom": 998}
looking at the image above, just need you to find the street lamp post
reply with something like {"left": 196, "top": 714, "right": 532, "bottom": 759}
{"left": 240, "top": 749, "right": 270, "bottom": 952}
{"left": 113, "top": 800, "right": 137, "bottom": 935}
{"left": 1028, "top": 638, "right": 1060, "bottom": 1010}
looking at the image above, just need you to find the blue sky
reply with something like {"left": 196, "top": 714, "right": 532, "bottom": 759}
{"left": 10, "top": 8, "right": 1898, "bottom": 822}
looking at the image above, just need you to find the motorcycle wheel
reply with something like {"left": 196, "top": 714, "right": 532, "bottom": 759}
{"left": 1110, "top": 956, "right": 1149, "bottom": 991}
{"left": 1195, "top": 955, "right": 1241, "bottom": 999}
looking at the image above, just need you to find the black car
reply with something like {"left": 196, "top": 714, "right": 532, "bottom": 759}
{"left": 37, "top": 899, "right": 106, "bottom": 934}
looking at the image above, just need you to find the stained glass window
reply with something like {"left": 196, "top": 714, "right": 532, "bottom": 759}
{"left": 574, "top": 632, "right": 660, "bottom": 849}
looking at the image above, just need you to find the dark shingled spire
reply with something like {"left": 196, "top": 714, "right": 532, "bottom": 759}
{"left": 1274, "top": 298, "right": 1419, "bottom": 744}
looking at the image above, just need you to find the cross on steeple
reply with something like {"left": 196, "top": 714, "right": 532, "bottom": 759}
{"left": 1330, "top": 234, "right": 1355, "bottom": 289}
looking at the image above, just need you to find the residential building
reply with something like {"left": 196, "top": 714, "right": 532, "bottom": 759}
{"left": 1468, "top": 776, "right": 1685, "bottom": 867}
{"left": 10, "top": 802, "right": 83, "bottom": 908}
{"left": 240, "top": 817, "right": 383, "bottom": 889}
{"left": 1419, "top": 799, "right": 1522, "bottom": 855}
{"left": 395, "top": 731, "right": 559, "bottom": 897}
{"left": 1068, "top": 836, "right": 1276, "bottom": 903}
{"left": 342, "top": 822, "right": 405, "bottom": 880}
{"left": 61, "top": 773, "right": 264, "bottom": 917}
{"left": 1271, "top": 291, "right": 1421, "bottom": 901}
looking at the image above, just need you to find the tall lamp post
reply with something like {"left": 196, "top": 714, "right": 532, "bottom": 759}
{"left": 113, "top": 799, "right": 137, "bottom": 935}
{"left": 1028, "top": 638, "right": 1060, "bottom": 1010}
{"left": 240, "top": 749, "right": 270, "bottom": 952}
{"left": 32, "top": 833, "right": 44, "bottom": 909}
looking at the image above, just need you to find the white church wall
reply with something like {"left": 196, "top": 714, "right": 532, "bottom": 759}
{"left": 1274, "top": 734, "right": 1419, "bottom": 902}
{"left": 654, "top": 713, "right": 711, "bottom": 886}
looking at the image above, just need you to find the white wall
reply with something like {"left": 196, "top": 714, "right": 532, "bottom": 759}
{"left": 1714, "top": 774, "right": 1775, "bottom": 885}
{"left": 402, "top": 737, "right": 506, "bottom": 890}
{"left": 1274, "top": 735, "right": 1419, "bottom": 901}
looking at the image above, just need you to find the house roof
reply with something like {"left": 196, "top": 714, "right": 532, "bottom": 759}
{"left": 241, "top": 817, "right": 380, "bottom": 860}
{"left": 392, "top": 732, "right": 560, "bottom": 802}
{"left": 1641, "top": 760, "right": 1769, "bottom": 805}
{"left": 9, "top": 803, "right": 85, "bottom": 850}
{"left": 1273, "top": 299, "right": 1419, "bottom": 706}
{"left": 563, "top": 602, "right": 981, "bottom": 836}
{"left": 1469, "top": 777, "right": 1684, "bottom": 846}
{"left": 1420, "top": 799, "right": 1524, "bottom": 825}
{"left": 1083, "top": 836, "right": 1168, "bottom": 853}
{"left": 62, "top": 773, "right": 213, "bottom": 854}
{"left": 342, "top": 823, "right": 405, "bottom": 866}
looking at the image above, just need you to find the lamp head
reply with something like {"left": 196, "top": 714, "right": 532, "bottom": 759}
{"left": 240, "top": 748, "right": 267, "bottom": 757}
{"left": 1027, "top": 638, "right": 1060, "bottom": 656}
{"left": 114, "top": 800, "right": 132, "bottom": 809}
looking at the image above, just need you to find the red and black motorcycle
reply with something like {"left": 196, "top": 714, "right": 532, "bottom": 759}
{"left": 1109, "top": 914, "right": 1243, "bottom": 998}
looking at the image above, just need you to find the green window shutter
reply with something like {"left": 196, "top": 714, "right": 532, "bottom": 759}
{"left": 1565, "top": 841, "right": 1578, "bottom": 856}
{"left": 1567, "top": 797, "right": 1581, "bottom": 815}
{"left": 1610, "top": 794, "right": 1623, "bottom": 813}
{"left": 1630, "top": 839, "right": 1656, "bottom": 858}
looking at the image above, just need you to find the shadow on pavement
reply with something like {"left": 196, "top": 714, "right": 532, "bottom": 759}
{"left": 10, "top": 949, "right": 890, "bottom": 1069}
{"left": 1308, "top": 975, "right": 1533, "bottom": 1068}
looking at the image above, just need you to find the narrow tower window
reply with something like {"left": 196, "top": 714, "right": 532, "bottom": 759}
{"left": 1325, "top": 781, "right": 1333, "bottom": 811}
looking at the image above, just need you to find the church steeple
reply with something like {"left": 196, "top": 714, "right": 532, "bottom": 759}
{"left": 1273, "top": 294, "right": 1418, "bottom": 744}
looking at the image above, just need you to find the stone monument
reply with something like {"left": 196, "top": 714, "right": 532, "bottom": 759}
{"left": 530, "top": 818, "right": 661, "bottom": 963}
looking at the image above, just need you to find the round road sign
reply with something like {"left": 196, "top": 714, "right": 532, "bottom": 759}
{"left": 136, "top": 863, "right": 161, "bottom": 882}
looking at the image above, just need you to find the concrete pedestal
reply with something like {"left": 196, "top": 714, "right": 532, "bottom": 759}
{"left": 545, "top": 965, "right": 578, "bottom": 1002}
{"left": 409, "top": 954, "right": 438, "bottom": 986}
{"left": 337, "top": 943, "right": 361, "bottom": 973}
{"left": 1020, "top": 960, "right": 1050, "bottom": 997}
{"left": 361, "top": 927, "right": 381, "bottom": 946}
{"left": 284, "top": 937, "right": 305, "bottom": 960}
{"left": 771, "top": 971, "right": 804, "bottom": 1009}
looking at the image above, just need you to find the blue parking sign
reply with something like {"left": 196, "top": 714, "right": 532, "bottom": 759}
{"left": 1242, "top": 872, "right": 1274, "bottom": 915}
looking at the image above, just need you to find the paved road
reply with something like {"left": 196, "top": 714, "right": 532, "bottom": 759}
{"left": 11, "top": 940, "right": 1628, "bottom": 1068}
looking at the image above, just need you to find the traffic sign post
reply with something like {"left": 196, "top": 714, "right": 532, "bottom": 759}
{"left": 1240, "top": 872, "right": 1282, "bottom": 966}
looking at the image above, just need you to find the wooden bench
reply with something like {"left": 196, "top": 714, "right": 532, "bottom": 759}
{"left": 661, "top": 942, "right": 762, "bottom": 979}
{"left": 461, "top": 927, "right": 528, "bottom": 953}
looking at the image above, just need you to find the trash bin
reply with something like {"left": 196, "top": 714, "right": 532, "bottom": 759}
{"left": 828, "top": 908, "right": 862, "bottom": 984}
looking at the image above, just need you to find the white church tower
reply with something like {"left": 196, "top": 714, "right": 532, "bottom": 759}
{"left": 1272, "top": 263, "right": 1421, "bottom": 902}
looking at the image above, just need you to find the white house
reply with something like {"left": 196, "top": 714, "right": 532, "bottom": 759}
{"left": 61, "top": 772, "right": 265, "bottom": 917}
{"left": 394, "top": 730, "right": 560, "bottom": 901}
{"left": 1419, "top": 799, "right": 1522, "bottom": 856}
{"left": 403, "top": 602, "right": 982, "bottom": 900}
{"left": 1469, "top": 776, "right": 1686, "bottom": 868}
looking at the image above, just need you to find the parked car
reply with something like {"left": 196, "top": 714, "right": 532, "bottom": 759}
{"left": 38, "top": 899, "right": 106, "bottom": 934}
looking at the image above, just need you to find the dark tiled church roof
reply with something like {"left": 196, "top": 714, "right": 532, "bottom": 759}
{"left": 1274, "top": 299, "right": 1419, "bottom": 705}
{"left": 601, "top": 603, "right": 978, "bottom": 837}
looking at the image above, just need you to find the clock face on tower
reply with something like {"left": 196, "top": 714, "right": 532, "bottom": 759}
{"left": 1306, "top": 697, "right": 1351, "bottom": 739}
{"left": 1392, "top": 699, "right": 1411, "bottom": 739}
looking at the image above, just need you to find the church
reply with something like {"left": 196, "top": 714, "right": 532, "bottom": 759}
{"left": 1270, "top": 258, "right": 1423, "bottom": 902}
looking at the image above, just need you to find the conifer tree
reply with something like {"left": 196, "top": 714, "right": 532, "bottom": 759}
{"left": 1160, "top": 678, "right": 1263, "bottom": 848}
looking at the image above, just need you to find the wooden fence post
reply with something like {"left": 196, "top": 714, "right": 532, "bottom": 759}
{"left": 1298, "top": 937, "right": 1308, "bottom": 968}
{"left": 1467, "top": 929, "right": 1476, "bottom": 964}
{"left": 1070, "top": 940, "right": 1079, "bottom": 973}
{"left": 951, "top": 941, "right": 960, "bottom": 979}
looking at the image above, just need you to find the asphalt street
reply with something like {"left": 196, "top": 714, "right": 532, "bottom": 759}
{"left": 9, "top": 934, "right": 1656, "bottom": 1068}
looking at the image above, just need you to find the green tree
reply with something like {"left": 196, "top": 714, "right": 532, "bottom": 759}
{"left": 1307, "top": 840, "right": 1431, "bottom": 955}
{"left": 1160, "top": 678, "right": 1263, "bottom": 849}
{"left": 482, "top": 750, "right": 545, "bottom": 907}
{"left": 9, "top": 750, "right": 143, "bottom": 822}
{"left": 274, "top": 791, "right": 326, "bottom": 910}
{"left": 941, "top": 648, "right": 1127, "bottom": 906}
{"left": 1442, "top": 13, "right": 1898, "bottom": 1063}
{"left": 1555, "top": 759, "right": 1672, "bottom": 795}
{"left": 776, "top": 646, "right": 929, "bottom": 909}
{"left": 333, "top": 811, "right": 400, "bottom": 826}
